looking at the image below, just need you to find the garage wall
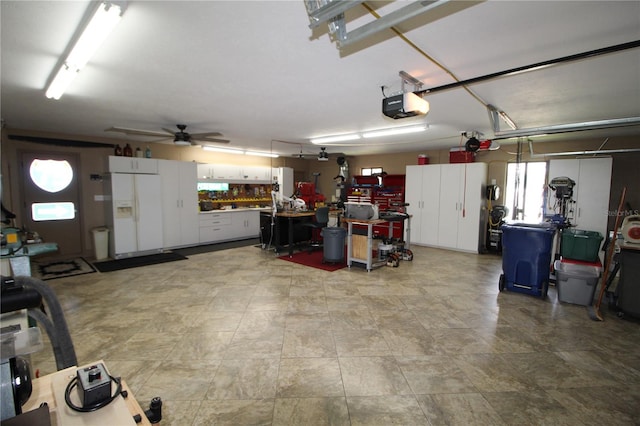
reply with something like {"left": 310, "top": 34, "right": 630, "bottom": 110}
{"left": 2, "top": 127, "right": 639, "bottom": 258}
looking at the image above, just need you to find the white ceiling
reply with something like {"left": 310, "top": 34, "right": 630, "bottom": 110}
{"left": 2, "top": 1, "right": 640, "bottom": 157}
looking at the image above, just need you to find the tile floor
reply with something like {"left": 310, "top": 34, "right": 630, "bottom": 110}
{"left": 32, "top": 244, "right": 640, "bottom": 425}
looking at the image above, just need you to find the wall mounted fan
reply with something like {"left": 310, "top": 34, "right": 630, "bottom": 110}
{"left": 105, "top": 124, "right": 230, "bottom": 146}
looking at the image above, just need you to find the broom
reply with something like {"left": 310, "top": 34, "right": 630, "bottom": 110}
{"left": 587, "top": 186, "right": 626, "bottom": 321}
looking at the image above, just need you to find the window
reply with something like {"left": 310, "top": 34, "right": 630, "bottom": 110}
{"left": 30, "top": 159, "right": 73, "bottom": 193}
{"left": 32, "top": 202, "right": 76, "bottom": 221}
{"left": 361, "top": 167, "right": 383, "bottom": 176}
{"left": 504, "top": 161, "right": 547, "bottom": 223}
{"left": 28, "top": 158, "right": 77, "bottom": 221}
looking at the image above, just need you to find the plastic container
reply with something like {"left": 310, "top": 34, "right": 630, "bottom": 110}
{"left": 554, "top": 260, "right": 600, "bottom": 306}
{"left": 92, "top": 227, "right": 110, "bottom": 260}
{"left": 499, "top": 223, "right": 556, "bottom": 298}
{"left": 561, "top": 229, "right": 603, "bottom": 262}
{"left": 321, "top": 227, "right": 346, "bottom": 263}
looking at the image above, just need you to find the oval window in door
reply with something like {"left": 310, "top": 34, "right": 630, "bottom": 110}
{"left": 29, "top": 159, "right": 73, "bottom": 193}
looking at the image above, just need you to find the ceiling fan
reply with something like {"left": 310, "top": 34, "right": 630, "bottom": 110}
{"left": 105, "top": 124, "right": 230, "bottom": 146}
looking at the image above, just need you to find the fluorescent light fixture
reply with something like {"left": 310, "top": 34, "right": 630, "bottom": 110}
{"left": 247, "top": 151, "right": 279, "bottom": 158}
{"left": 202, "top": 146, "right": 245, "bottom": 155}
{"left": 363, "top": 125, "right": 427, "bottom": 138}
{"left": 45, "top": 2, "right": 123, "bottom": 99}
{"left": 310, "top": 134, "right": 360, "bottom": 144}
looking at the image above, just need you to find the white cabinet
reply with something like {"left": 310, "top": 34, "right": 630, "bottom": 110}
{"left": 199, "top": 212, "right": 233, "bottom": 243}
{"left": 405, "top": 165, "right": 440, "bottom": 246}
{"left": 405, "top": 163, "right": 487, "bottom": 253}
{"left": 198, "top": 210, "right": 260, "bottom": 244}
{"left": 235, "top": 210, "right": 260, "bottom": 239}
{"left": 547, "top": 157, "right": 612, "bottom": 239}
{"left": 109, "top": 156, "right": 158, "bottom": 174}
{"left": 197, "top": 164, "right": 272, "bottom": 183}
{"left": 158, "top": 160, "right": 199, "bottom": 249}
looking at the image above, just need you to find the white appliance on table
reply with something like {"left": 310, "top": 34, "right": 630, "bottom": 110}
{"left": 106, "top": 173, "right": 163, "bottom": 259}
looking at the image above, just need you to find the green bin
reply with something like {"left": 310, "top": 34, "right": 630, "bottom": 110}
{"left": 561, "top": 229, "right": 603, "bottom": 262}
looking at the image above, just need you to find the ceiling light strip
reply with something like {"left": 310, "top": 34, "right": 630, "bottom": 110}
{"left": 203, "top": 146, "right": 245, "bottom": 154}
{"left": 363, "top": 125, "right": 426, "bottom": 138}
{"left": 311, "top": 125, "right": 427, "bottom": 144}
{"left": 310, "top": 134, "right": 361, "bottom": 144}
{"left": 45, "top": 2, "right": 124, "bottom": 99}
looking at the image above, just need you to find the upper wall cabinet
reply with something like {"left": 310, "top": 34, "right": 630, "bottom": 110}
{"left": 108, "top": 156, "right": 158, "bottom": 174}
{"left": 197, "top": 164, "right": 272, "bottom": 183}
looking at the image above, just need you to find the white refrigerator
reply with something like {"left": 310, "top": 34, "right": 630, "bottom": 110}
{"left": 108, "top": 173, "right": 163, "bottom": 259}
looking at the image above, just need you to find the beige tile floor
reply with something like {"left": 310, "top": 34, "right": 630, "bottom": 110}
{"left": 32, "top": 244, "right": 640, "bottom": 425}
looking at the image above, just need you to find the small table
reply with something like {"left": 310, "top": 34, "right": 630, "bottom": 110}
{"left": 275, "top": 211, "right": 316, "bottom": 257}
{"left": 21, "top": 363, "right": 152, "bottom": 425}
{"left": 343, "top": 218, "right": 390, "bottom": 271}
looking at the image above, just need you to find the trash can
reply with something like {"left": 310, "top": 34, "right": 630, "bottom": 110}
{"left": 321, "top": 227, "right": 346, "bottom": 263}
{"left": 499, "top": 223, "right": 556, "bottom": 298}
{"left": 92, "top": 227, "right": 109, "bottom": 261}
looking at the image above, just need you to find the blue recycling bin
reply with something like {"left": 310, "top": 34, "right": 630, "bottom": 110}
{"left": 499, "top": 223, "right": 556, "bottom": 298}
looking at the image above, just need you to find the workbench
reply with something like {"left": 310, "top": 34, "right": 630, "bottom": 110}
{"left": 273, "top": 211, "right": 315, "bottom": 257}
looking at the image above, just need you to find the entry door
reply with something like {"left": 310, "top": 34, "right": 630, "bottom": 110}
{"left": 20, "top": 151, "right": 83, "bottom": 258}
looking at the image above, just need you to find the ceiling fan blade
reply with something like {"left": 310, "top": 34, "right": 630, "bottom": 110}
{"left": 161, "top": 127, "right": 178, "bottom": 135}
{"left": 190, "top": 131, "right": 223, "bottom": 138}
{"left": 105, "top": 127, "right": 171, "bottom": 137}
{"left": 197, "top": 137, "right": 230, "bottom": 144}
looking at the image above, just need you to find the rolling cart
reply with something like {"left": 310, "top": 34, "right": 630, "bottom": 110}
{"left": 499, "top": 223, "right": 556, "bottom": 298}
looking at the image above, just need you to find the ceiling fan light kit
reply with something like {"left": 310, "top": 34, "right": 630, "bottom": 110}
{"left": 318, "top": 147, "right": 329, "bottom": 161}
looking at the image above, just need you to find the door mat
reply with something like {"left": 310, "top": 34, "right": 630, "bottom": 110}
{"left": 93, "top": 252, "right": 187, "bottom": 273}
{"left": 31, "top": 257, "right": 97, "bottom": 281}
{"left": 173, "top": 238, "right": 260, "bottom": 256}
{"left": 278, "top": 249, "right": 346, "bottom": 272}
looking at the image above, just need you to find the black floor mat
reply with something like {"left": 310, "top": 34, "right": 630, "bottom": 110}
{"left": 173, "top": 238, "right": 260, "bottom": 256}
{"left": 93, "top": 252, "right": 187, "bottom": 272}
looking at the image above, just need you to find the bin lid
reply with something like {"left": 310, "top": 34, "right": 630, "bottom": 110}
{"left": 321, "top": 227, "right": 346, "bottom": 236}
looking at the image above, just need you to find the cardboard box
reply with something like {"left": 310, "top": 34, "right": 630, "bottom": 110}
{"left": 449, "top": 148, "right": 475, "bottom": 163}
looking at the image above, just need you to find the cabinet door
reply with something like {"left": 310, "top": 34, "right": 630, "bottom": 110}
{"left": 456, "top": 163, "right": 487, "bottom": 252}
{"left": 178, "top": 162, "right": 200, "bottom": 246}
{"left": 245, "top": 211, "right": 260, "bottom": 238}
{"left": 575, "top": 158, "right": 612, "bottom": 238}
{"left": 404, "top": 166, "right": 424, "bottom": 244}
{"left": 159, "top": 160, "right": 182, "bottom": 247}
{"left": 438, "top": 164, "right": 463, "bottom": 249}
{"left": 109, "top": 156, "right": 158, "bottom": 174}
{"left": 197, "top": 163, "right": 213, "bottom": 180}
{"left": 420, "top": 165, "right": 441, "bottom": 246}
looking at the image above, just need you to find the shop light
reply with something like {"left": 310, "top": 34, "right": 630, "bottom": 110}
{"left": 247, "top": 151, "right": 279, "bottom": 158}
{"left": 362, "top": 125, "right": 427, "bottom": 138}
{"left": 45, "top": 2, "right": 124, "bottom": 99}
{"left": 202, "top": 146, "right": 245, "bottom": 155}
{"left": 310, "top": 134, "right": 361, "bottom": 144}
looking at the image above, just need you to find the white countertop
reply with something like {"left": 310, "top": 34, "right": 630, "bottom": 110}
{"left": 199, "top": 207, "right": 272, "bottom": 214}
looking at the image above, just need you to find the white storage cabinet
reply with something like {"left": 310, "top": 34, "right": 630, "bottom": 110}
{"left": 546, "top": 157, "right": 612, "bottom": 240}
{"left": 405, "top": 163, "right": 487, "bottom": 253}
{"left": 158, "top": 160, "right": 199, "bottom": 249}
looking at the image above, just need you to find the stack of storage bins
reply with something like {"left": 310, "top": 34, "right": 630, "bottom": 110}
{"left": 555, "top": 228, "right": 604, "bottom": 306}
